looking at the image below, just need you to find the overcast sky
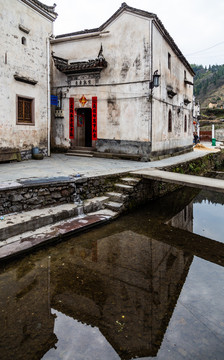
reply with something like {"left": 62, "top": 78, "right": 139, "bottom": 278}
{"left": 44, "top": 0, "right": 224, "bottom": 67}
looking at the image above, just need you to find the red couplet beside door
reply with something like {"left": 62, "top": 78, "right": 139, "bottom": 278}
{"left": 92, "top": 97, "right": 97, "bottom": 141}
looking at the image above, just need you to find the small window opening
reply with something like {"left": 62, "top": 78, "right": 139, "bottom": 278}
{"left": 184, "top": 115, "right": 187, "bottom": 132}
{"left": 21, "top": 36, "right": 27, "bottom": 45}
{"left": 168, "top": 52, "right": 171, "bottom": 70}
{"left": 168, "top": 110, "right": 172, "bottom": 132}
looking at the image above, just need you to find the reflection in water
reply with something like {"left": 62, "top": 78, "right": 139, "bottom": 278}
{"left": 0, "top": 188, "right": 224, "bottom": 360}
{"left": 168, "top": 189, "right": 224, "bottom": 244}
{"left": 193, "top": 197, "right": 224, "bottom": 243}
{"left": 0, "top": 257, "right": 57, "bottom": 360}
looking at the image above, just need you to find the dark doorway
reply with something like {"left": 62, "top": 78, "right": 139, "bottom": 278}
{"left": 76, "top": 108, "right": 92, "bottom": 147}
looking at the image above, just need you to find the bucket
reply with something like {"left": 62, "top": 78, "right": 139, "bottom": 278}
{"left": 212, "top": 138, "right": 216, "bottom": 146}
{"left": 32, "top": 147, "right": 39, "bottom": 155}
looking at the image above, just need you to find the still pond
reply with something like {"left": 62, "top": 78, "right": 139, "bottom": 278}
{"left": 0, "top": 187, "right": 224, "bottom": 360}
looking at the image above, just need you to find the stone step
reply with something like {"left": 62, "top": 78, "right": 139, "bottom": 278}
{"left": 105, "top": 201, "right": 123, "bottom": 212}
{"left": 83, "top": 196, "right": 109, "bottom": 212}
{"left": 0, "top": 203, "right": 78, "bottom": 241}
{"left": 114, "top": 183, "right": 134, "bottom": 193}
{"left": 106, "top": 191, "right": 127, "bottom": 203}
{"left": 0, "top": 196, "right": 109, "bottom": 242}
{"left": 0, "top": 209, "right": 117, "bottom": 261}
{"left": 66, "top": 152, "right": 94, "bottom": 158}
{"left": 120, "top": 177, "right": 141, "bottom": 186}
{"left": 70, "top": 146, "right": 96, "bottom": 152}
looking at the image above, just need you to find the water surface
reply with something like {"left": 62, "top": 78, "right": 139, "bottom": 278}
{"left": 0, "top": 187, "right": 224, "bottom": 360}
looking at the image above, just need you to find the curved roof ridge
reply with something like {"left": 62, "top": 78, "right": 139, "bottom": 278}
{"left": 30, "top": 0, "right": 57, "bottom": 14}
{"left": 21, "top": 0, "right": 58, "bottom": 19}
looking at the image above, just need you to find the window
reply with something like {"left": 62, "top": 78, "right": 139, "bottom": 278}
{"left": 17, "top": 96, "right": 34, "bottom": 124}
{"left": 168, "top": 110, "right": 172, "bottom": 132}
{"left": 184, "top": 115, "right": 187, "bottom": 132}
{"left": 21, "top": 36, "right": 27, "bottom": 45}
{"left": 168, "top": 52, "right": 171, "bottom": 70}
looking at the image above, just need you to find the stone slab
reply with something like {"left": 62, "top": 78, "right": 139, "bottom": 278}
{"left": 130, "top": 168, "right": 224, "bottom": 193}
{"left": 0, "top": 212, "right": 114, "bottom": 261}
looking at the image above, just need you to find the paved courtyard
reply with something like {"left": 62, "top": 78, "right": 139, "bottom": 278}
{"left": 0, "top": 146, "right": 220, "bottom": 185}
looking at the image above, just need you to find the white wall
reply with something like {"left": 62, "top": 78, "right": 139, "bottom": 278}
{"left": 151, "top": 23, "right": 194, "bottom": 154}
{"left": 0, "top": 0, "right": 53, "bottom": 154}
{"left": 51, "top": 11, "right": 152, "bottom": 149}
{"left": 51, "top": 8, "right": 194, "bottom": 157}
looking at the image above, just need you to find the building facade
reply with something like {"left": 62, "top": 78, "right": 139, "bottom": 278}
{"left": 0, "top": 0, "right": 57, "bottom": 161}
{"left": 51, "top": 3, "right": 195, "bottom": 160}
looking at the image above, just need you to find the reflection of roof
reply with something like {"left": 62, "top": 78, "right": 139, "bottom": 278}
{"left": 21, "top": 0, "right": 58, "bottom": 21}
{"left": 50, "top": 230, "right": 193, "bottom": 360}
{"left": 52, "top": 46, "right": 107, "bottom": 75}
{"left": 55, "top": 2, "right": 194, "bottom": 76}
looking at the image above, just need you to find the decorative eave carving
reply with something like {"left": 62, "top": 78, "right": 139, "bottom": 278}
{"left": 14, "top": 74, "right": 38, "bottom": 85}
{"left": 20, "top": 0, "right": 58, "bottom": 21}
{"left": 19, "top": 24, "right": 30, "bottom": 34}
{"left": 167, "top": 90, "right": 177, "bottom": 99}
{"left": 184, "top": 79, "right": 194, "bottom": 86}
{"left": 167, "top": 86, "right": 177, "bottom": 99}
{"left": 52, "top": 45, "right": 107, "bottom": 76}
{"left": 184, "top": 98, "right": 191, "bottom": 105}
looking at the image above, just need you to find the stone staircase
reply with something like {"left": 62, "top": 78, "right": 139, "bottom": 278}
{"left": 66, "top": 147, "right": 96, "bottom": 158}
{"left": 0, "top": 175, "right": 141, "bottom": 261}
{"left": 104, "top": 176, "right": 141, "bottom": 213}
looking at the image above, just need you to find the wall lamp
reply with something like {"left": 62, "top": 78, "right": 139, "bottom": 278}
{"left": 150, "top": 70, "right": 161, "bottom": 89}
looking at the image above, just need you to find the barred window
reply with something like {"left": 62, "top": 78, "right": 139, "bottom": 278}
{"left": 17, "top": 97, "right": 34, "bottom": 124}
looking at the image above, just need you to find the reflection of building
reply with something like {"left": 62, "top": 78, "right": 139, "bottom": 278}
{"left": 166, "top": 202, "right": 193, "bottom": 232}
{"left": 50, "top": 230, "right": 192, "bottom": 359}
{"left": 0, "top": 187, "right": 195, "bottom": 360}
{"left": 0, "top": 257, "right": 57, "bottom": 360}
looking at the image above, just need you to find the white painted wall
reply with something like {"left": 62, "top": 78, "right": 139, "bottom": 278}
{"left": 51, "top": 11, "right": 152, "bottom": 149}
{"left": 0, "top": 0, "right": 54, "bottom": 155}
{"left": 51, "top": 7, "right": 194, "bottom": 157}
{"left": 151, "top": 23, "right": 194, "bottom": 154}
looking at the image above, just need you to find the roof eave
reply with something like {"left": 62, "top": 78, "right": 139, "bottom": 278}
{"left": 54, "top": 2, "right": 195, "bottom": 76}
{"left": 20, "top": 0, "right": 58, "bottom": 21}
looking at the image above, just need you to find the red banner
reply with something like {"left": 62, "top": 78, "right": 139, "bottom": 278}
{"left": 92, "top": 97, "right": 97, "bottom": 141}
{"left": 69, "top": 98, "right": 74, "bottom": 139}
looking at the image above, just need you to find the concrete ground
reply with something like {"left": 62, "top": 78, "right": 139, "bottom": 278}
{"left": 0, "top": 143, "right": 221, "bottom": 185}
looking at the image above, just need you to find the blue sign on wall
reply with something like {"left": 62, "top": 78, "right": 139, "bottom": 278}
{"left": 51, "top": 95, "right": 58, "bottom": 106}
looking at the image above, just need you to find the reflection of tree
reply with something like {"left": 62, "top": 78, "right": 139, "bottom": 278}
{"left": 50, "top": 231, "right": 192, "bottom": 359}
{"left": 194, "top": 189, "right": 224, "bottom": 205}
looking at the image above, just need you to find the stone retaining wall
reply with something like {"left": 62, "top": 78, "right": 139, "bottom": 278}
{"left": 0, "top": 173, "right": 178, "bottom": 216}
{"left": 0, "top": 175, "right": 118, "bottom": 216}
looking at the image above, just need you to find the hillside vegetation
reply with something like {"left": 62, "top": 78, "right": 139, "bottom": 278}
{"left": 192, "top": 64, "right": 224, "bottom": 108}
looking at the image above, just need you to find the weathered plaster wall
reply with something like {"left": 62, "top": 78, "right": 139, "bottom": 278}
{"left": 51, "top": 8, "right": 194, "bottom": 159}
{"left": 0, "top": 0, "right": 53, "bottom": 156}
{"left": 51, "top": 12, "right": 152, "bottom": 152}
{"left": 151, "top": 24, "right": 194, "bottom": 155}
